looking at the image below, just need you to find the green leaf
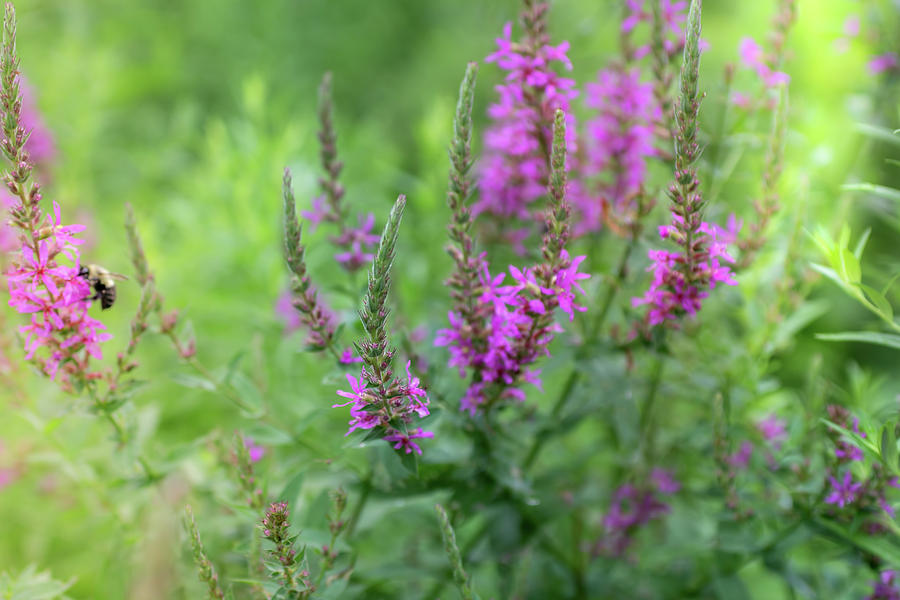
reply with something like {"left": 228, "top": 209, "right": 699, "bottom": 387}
{"left": 843, "top": 182, "right": 900, "bottom": 203}
{"left": 817, "top": 331, "right": 900, "bottom": 350}
{"left": 881, "top": 422, "right": 898, "bottom": 473}
{"left": 853, "top": 228, "right": 872, "bottom": 260}
{"left": 855, "top": 123, "right": 900, "bottom": 146}
{"left": 860, "top": 284, "right": 894, "bottom": 322}
{"left": 171, "top": 373, "right": 217, "bottom": 392}
{"left": 839, "top": 248, "right": 861, "bottom": 284}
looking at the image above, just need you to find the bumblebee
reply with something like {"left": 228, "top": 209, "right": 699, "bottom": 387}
{"left": 78, "top": 264, "right": 127, "bottom": 310}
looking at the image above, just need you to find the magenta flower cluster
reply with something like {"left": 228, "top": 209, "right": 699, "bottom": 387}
{"left": 6, "top": 203, "right": 110, "bottom": 380}
{"left": 622, "top": 0, "right": 688, "bottom": 59}
{"left": 436, "top": 250, "right": 588, "bottom": 414}
{"left": 335, "top": 361, "right": 432, "bottom": 454}
{"left": 580, "top": 67, "right": 659, "bottom": 231}
{"left": 475, "top": 21, "right": 577, "bottom": 222}
{"left": 868, "top": 571, "right": 900, "bottom": 600}
{"left": 598, "top": 468, "right": 680, "bottom": 557}
{"left": 823, "top": 406, "right": 899, "bottom": 522}
{"left": 632, "top": 215, "right": 739, "bottom": 326}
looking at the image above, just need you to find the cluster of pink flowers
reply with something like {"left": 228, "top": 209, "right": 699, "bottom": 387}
{"left": 579, "top": 67, "right": 659, "bottom": 231}
{"left": 304, "top": 204, "right": 380, "bottom": 271}
{"left": 867, "top": 571, "right": 900, "bottom": 600}
{"left": 632, "top": 215, "right": 739, "bottom": 326}
{"left": 738, "top": 37, "right": 790, "bottom": 88}
{"left": 622, "top": 0, "right": 688, "bottom": 60}
{"left": 833, "top": 14, "right": 899, "bottom": 75}
{"left": 823, "top": 405, "right": 898, "bottom": 524}
{"left": 6, "top": 205, "right": 111, "bottom": 380}
{"left": 597, "top": 468, "right": 680, "bottom": 557}
{"left": 436, "top": 250, "right": 588, "bottom": 414}
{"left": 2, "top": 75, "right": 110, "bottom": 382}
{"left": 475, "top": 19, "right": 577, "bottom": 222}
{"left": 869, "top": 53, "right": 899, "bottom": 76}
{"left": 727, "top": 414, "right": 787, "bottom": 470}
{"left": 334, "top": 360, "right": 432, "bottom": 454}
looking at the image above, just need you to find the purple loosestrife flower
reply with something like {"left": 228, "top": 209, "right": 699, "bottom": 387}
{"left": 757, "top": 414, "right": 787, "bottom": 449}
{"left": 261, "top": 502, "right": 313, "bottom": 596}
{"left": 475, "top": 1, "right": 578, "bottom": 224}
{"left": 335, "top": 197, "right": 434, "bottom": 452}
{"left": 0, "top": 13, "right": 110, "bottom": 385}
{"left": 623, "top": 0, "right": 688, "bottom": 59}
{"left": 869, "top": 53, "right": 899, "bottom": 75}
{"left": 282, "top": 169, "right": 337, "bottom": 350}
{"left": 599, "top": 468, "right": 679, "bottom": 557}
{"left": 867, "top": 571, "right": 900, "bottom": 600}
{"left": 384, "top": 427, "right": 434, "bottom": 455}
{"left": 737, "top": 37, "right": 790, "bottom": 88}
{"left": 185, "top": 507, "right": 225, "bottom": 600}
{"left": 581, "top": 67, "right": 659, "bottom": 232}
{"left": 634, "top": 0, "right": 738, "bottom": 329}
{"left": 439, "top": 110, "right": 588, "bottom": 413}
{"left": 4, "top": 156, "right": 110, "bottom": 382}
{"left": 825, "top": 471, "right": 863, "bottom": 508}
{"left": 727, "top": 441, "right": 753, "bottom": 470}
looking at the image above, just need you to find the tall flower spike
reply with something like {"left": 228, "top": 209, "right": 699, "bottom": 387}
{"left": 738, "top": 88, "right": 787, "bottom": 267}
{"left": 476, "top": 1, "right": 578, "bottom": 225}
{"left": 633, "top": 0, "right": 738, "bottom": 328}
{"left": 649, "top": 0, "right": 677, "bottom": 138}
{"left": 316, "top": 72, "right": 345, "bottom": 224}
{"left": 184, "top": 506, "right": 226, "bottom": 600}
{"left": 282, "top": 168, "right": 336, "bottom": 350}
{"left": 438, "top": 109, "right": 588, "bottom": 413}
{"left": 542, "top": 108, "right": 570, "bottom": 266}
{"left": 358, "top": 195, "right": 405, "bottom": 388}
{"left": 337, "top": 195, "right": 432, "bottom": 451}
{"left": 3, "top": 2, "right": 110, "bottom": 383}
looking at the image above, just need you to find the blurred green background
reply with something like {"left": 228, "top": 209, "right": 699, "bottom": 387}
{"left": 1, "top": 0, "right": 899, "bottom": 597}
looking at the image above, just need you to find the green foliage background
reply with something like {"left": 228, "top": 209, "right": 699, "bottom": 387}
{"left": 1, "top": 0, "right": 900, "bottom": 598}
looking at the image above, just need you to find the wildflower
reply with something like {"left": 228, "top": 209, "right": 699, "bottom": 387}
{"left": 738, "top": 37, "right": 790, "bottom": 88}
{"left": 728, "top": 441, "right": 754, "bottom": 470}
{"left": 868, "top": 53, "right": 899, "bottom": 75}
{"left": 440, "top": 111, "right": 588, "bottom": 413}
{"left": 244, "top": 437, "right": 265, "bottom": 463}
{"left": 282, "top": 169, "right": 337, "bottom": 350}
{"left": 756, "top": 414, "right": 787, "bottom": 448}
{"left": 580, "top": 66, "right": 659, "bottom": 231}
{"left": 476, "top": 3, "right": 578, "bottom": 224}
{"left": 622, "top": 0, "right": 688, "bottom": 59}
{"left": 634, "top": 0, "right": 738, "bottom": 328}
{"left": 275, "top": 289, "right": 302, "bottom": 333}
{"left": 300, "top": 195, "right": 329, "bottom": 232}
{"left": 335, "top": 197, "right": 433, "bottom": 452}
{"left": 185, "top": 507, "right": 225, "bottom": 600}
{"left": 866, "top": 571, "right": 900, "bottom": 600}
{"left": 825, "top": 471, "right": 862, "bottom": 508}
{"left": 261, "top": 501, "right": 312, "bottom": 595}
{"left": 599, "top": 469, "right": 679, "bottom": 557}
{"left": 384, "top": 428, "right": 435, "bottom": 455}
{"left": 338, "top": 347, "right": 363, "bottom": 364}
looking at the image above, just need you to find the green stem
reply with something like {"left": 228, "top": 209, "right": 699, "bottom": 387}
{"left": 345, "top": 471, "right": 372, "bottom": 539}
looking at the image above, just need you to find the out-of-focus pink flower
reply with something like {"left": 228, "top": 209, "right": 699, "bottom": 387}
{"left": 738, "top": 37, "right": 790, "bottom": 88}
{"left": 275, "top": 289, "right": 302, "bottom": 333}
{"left": 580, "top": 67, "right": 659, "bottom": 232}
{"left": 843, "top": 15, "right": 860, "bottom": 38}
{"left": 869, "top": 53, "right": 899, "bottom": 75}
{"left": 757, "top": 414, "right": 787, "bottom": 448}
{"left": 244, "top": 437, "right": 265, "bottom": 462}
{"left": 476, "top": 20, "right": 578, "bottom": 222}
